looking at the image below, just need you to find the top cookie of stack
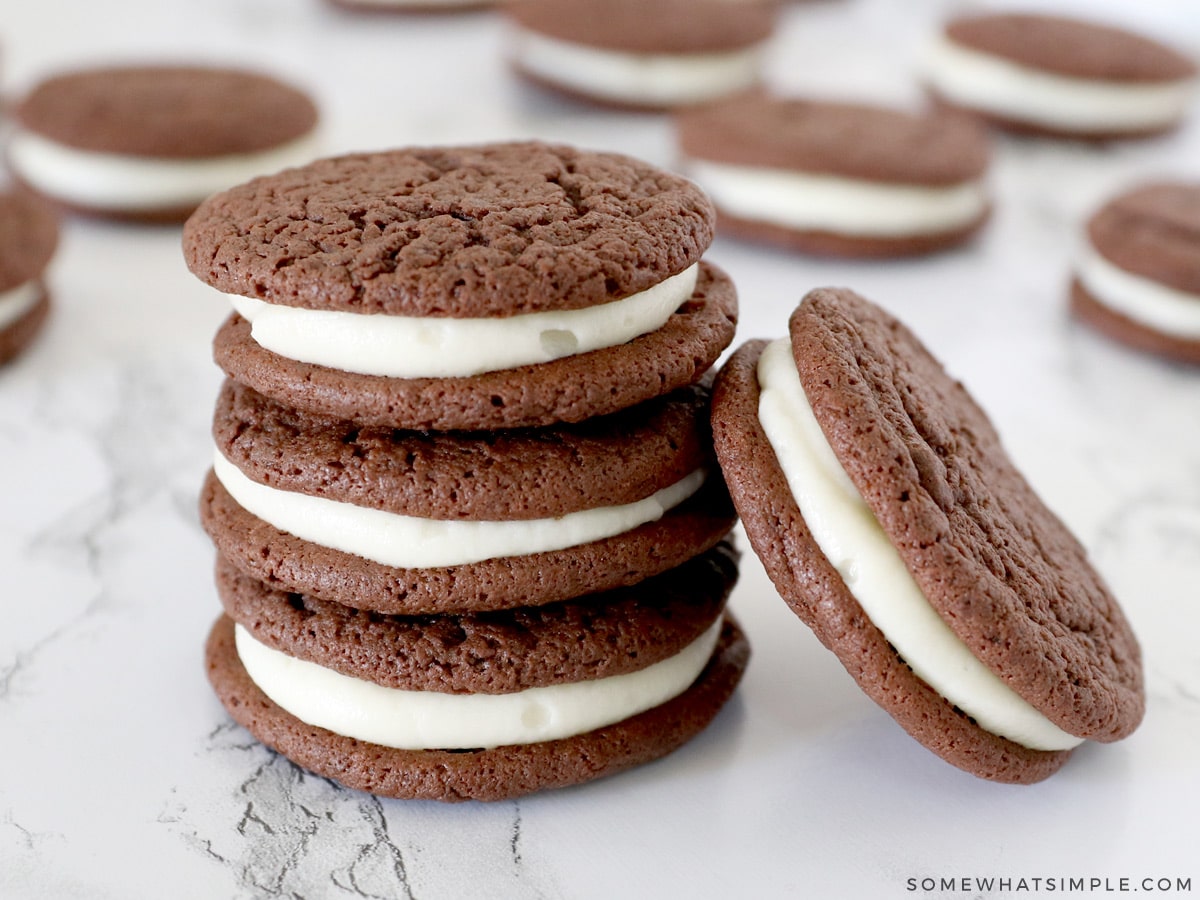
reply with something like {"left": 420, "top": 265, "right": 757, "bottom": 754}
{"left": 185, "top": 141, "right": 736, "bottom": 431}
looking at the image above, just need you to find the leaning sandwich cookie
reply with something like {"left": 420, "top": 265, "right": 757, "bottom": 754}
{"left": 711, "top": 288, "right": 1143, "bottom": 783}
{"left": 1070, "top": 182, "right": 1200, "bottom": 365}
{"left": 0, "top": 190, "right": 59, "bottom": 365}
{"left": 675, "top": 94, "right": 991, "bottom": 258}
{"left": 922, "top": 13, "right": 1196, "bottom": 140}
{"left": 9, "top": 65, "right": 320, "bottom": 222}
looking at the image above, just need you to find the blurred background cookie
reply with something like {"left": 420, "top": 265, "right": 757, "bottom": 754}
{"left": 1071, "top": 181, "right": 1200, "bottom": 364}
{"left": 324, "top": 0, "right": 492, "bottom": 11}
{"left": 0, "top": 189, "right": 58, "bottom": 364}
{"left": 504, "top": 0, "right": 778, "bottom": 109}
{"left": 675, "top": 94, "right": 992, "bottom": 257}
{"left": 921, "top": 13, "right": 1197, "bottom": 140}
{"left": 8, "top": 64, "right": 320, "bottom": 222}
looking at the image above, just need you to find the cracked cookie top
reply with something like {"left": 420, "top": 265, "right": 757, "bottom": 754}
{"left": 182, "top": 141, "right": 716, "bottom": 318}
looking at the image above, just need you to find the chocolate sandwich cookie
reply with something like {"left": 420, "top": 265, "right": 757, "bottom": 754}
{"left": 504, "top": 0, "right": 777, "bottom": 110}
{"left": 10, "top": 65, "right": 319, "bottom": 222}
{"left": 676, "top": 95, "right": 991, "bottom": 258}
{"left": 711, "top": 288, "right": 1144, "bottom": 783}
{"left": 215, "top": 546, "right": 732, "bottom": 692}
{"left": 206, "top": 545, "right": 749, "bottom": 801}
{"left": 0, "top": 190, "right": 58, "bottom": 365}
{"left": 1071, "top": 182, "right": 1200, "bottom": 364}
{"left": 184, "top": 142, "right": 736, "bottom": 430}
{"left": 202, "top": 378, "right": 736, "bottom": 613}
{"left": 922, "top": 13, "right": 1197, "bottom": 140}
{"left": 326, "top": 0, "right": 491, "bottom": 10}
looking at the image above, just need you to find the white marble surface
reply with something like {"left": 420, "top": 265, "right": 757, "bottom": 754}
{"left": 2, "top": 1, "right": 1200, "bottom": 898}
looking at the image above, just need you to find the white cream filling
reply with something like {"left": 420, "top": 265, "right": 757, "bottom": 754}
{"left": 1077, "top": 247, "right": 1200, "bottom": 339}
{"left": 213, "top": 448, "right": 706, "bottom": 569}
{"left": 230, "top": 263, "right": 698, "bottom": 378}
{"left": 683, "top": 159, "right": 987, "bottom": 238}
{"left": 235, "top": 616, "right": 722, "bottom": 750}
{"left": 0, "top": 282, "right": 42, "bottom": 331}
{"left": 510, "top": 26, "right": 764, "bottom": 106}
{"left": 7, "top": 130, "right": 320, "bottom": 211}
{"left": 756, "top": 338, "right": 1082, "bottom": 751}
{"left": 922, "top": 34, "right": 1195, "bottom": 132}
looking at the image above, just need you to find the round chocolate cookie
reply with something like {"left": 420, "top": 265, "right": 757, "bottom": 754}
{"left": 507, "top": 0, "right": 776, "bottom": 56}
{"left": 213, "top": 377, "right": 714, "bottom": 520}
{"left": 924, "top": 13, "right": 1197, "bottom": 140}
{"left": 327, "top": 0, "right": 491, "bottom": 10}
{"left": 210, "top": 259, "right": 736, "bottom": 431}
{"left": 9, "top": 65, "right": 319, "bottom": 221}
{"left": 187, "top": 142, "right": 734, "bottom": 429}
{"left": 675, "top": 95, "right": 991, "bottom": 258}
{"left": 204, "top": 371, "right": 737, "bottom": 613}
{"left": 945, "top": 14, "right": 1195, "bottom": 84}
{"left": 206, "top": 611, "right": 748, "bottom": 801}
{"left": 202, "top": 468, "right": 735, "bottom": 615}
{"left": 216, "top": 540, "right": 736, "bottom": 693}
{"left": 1071, "top": 182, "right": 1200, "bottom": 364}
{"left": 711, "top": 289, "right": 1144, "bottom": 783}
{"left": 184, "top": 143, "right": 712, "bottom": 317}
{"left": 0, "top": 190, "right": 58, "bottom": 365}
{"left": 504, "top": 0, "right": 777, "bottom": 110}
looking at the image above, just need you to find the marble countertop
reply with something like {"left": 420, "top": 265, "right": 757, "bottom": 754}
{"left": 2, "top": 1, "right": 1199, "bottom": 897}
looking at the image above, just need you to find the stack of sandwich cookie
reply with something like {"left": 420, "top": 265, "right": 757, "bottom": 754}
{"left": 504, "top": 0, "right": 778, "bottom": 110}
{"left": 675, "top": 94, "right": 992, "bottom": 258}
{"left": 1070, "top": 182, "right": 1200, "bottom": 365}
{"left": 0, "top": 190, "right": 59, "bottom": 365}
{"left": 711, "top": 288, "right": 1143, "bottom": 783}
{"left": 9, "top": 65, "right": 319, "bottom": 222}
{"left": 922, "top": 13, "right": 1196, "bottom": 140}
{"left": 183, "top": 141, "right": 748, "bottom": 801}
